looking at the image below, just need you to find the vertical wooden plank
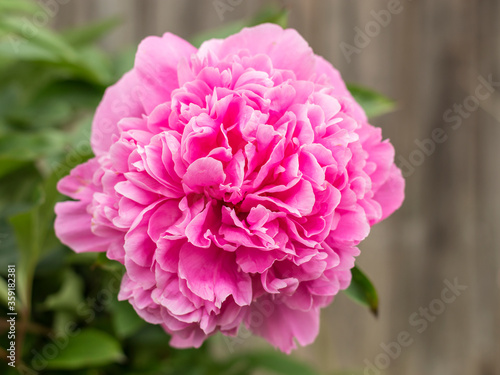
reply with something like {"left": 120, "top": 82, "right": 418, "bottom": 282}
{"left": 474, "top": 0, "right": 500, "bottom": 374}
{"left": 368, "top": 0, "right": 476, "bottom": 373}
{"left": 131, "top": 0, "right": 158, "bottom": 40}
{"left": 91, "top": 0, "right": 137, "bottom": 51}
{"left": 50, "top": 0, "right": 78, "bottom": 29}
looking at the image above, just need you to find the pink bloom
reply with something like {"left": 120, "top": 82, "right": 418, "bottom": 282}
{"left": 55, "top": 24, "right": 404, "bottom": 353}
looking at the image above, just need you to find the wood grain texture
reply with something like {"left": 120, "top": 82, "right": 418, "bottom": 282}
{"left": 52, "top": 1, "right": 500, "bottom": 374}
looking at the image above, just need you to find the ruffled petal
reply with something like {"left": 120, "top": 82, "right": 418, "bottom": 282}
{"left": 135, "top": 33, "right": 196, "bottom": 114}
{"left": 54, "top": 201, "right": 113, "bottom": 253}
{"left": 178, "top": 243, "right": 252, "bottom": 307}
{"left": 373, "top": 164, "right": 405, "bottom": 222}
{"left": 199, "top": 24, "right": 316, "bottom": 80}
{"left": 91, "top": 71, "right": 145, "bottom": 156}
{"left": 246, "top": 300, "right": 320, "bottom": 354}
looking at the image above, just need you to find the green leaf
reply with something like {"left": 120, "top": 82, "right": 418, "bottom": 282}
{"left": 52, "top": 310, "right": 76, "bottom": 338}
{"left": 23, "top": 79, "right": 104, "bottom": 123}
{"left": 8, "top": 191, "right": 43, "bottom": 307}
{"left": 63, "top": 17, "right": 121, "bottom": 47}
{"left": 343, "top": 266, "right": 379, "bottom": 316}
{"left": 0, "top": 245, "right": 21, "bottom": 307}
{"left": 0, "top": 158, "right": 28, "bottom": 178}
{"left": 190, "top": 5, "right": 289, "bottom": 48}
{"left": 0, "top": 224, "right": 15, "bottom": 270}
{"left": 45, "top": 328, "right": 125, "bottom": 370}
{"left": 5, "top": 158, "right": 78, "bottom": 307}
{"left": 112, "top": 46, "right": 137, "bottom": 79}
{"left": 43, "top": 269, "right": 84, "bottom": 312}
{"left": 250, "top": 352, "right": 320, "bottom": 375}
{"left": 94, "top": 252, "right": 125, "bottom": 273}
{"left": 0, "top": 16, "right": 78, "bottom": 63}
{"left": 72, "top": 46, "right": 113, "bottom": 85}
{"left": 0, "top": 83, "right": 18, "bottom": 118}
{"left": 0, "top": 163, "right": 42, "bottom": 218}
{"left": 0, "top": 38, "right": 59, "bottom": 62}
{"left": 221, "top": 351, "right": 320, "bottom": 375}
{"left": 0, "top": 130, "right": 68, "bottom": 161}
{"left": 66, "top": 251, "right": 99, "bottom": 266}
{"left": 347, "top": 84, "right": 396, "bottom": 118}
{"left": 0, "top": 275, "right": 9, "bottom": 307}
{"left": 0, "top": 0, "right": 39, "bottom": 14}
{"left": 250, "top": 5, "right": 289, "bottom": 28}
{"left": 111, "top": 300, "right": 146, "bottom": 339}
{"left": 0, "top": 164, "right": 41, "bottom": 203}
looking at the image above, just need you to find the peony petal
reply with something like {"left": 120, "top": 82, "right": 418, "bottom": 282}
{"left": 54, "top": 201, "right": 114, "bottom": 253}
{"left": 373, "top": 164, "right": 405, "bottom": 222}
{"left": 57, "top": 158, "right": 100, "bottom": 200}
{"left": 330, "top": 207, "right": 370, "bottom": 245}
{"left": 91, "top": 71, "right": 145, "bottom": 156}
{"left": 124, "top": 201, "right": 165, "bottom": 267}
{"left": 182, "top": 157, "right": 226, "bottom": 191}
{"left": 148, "top": 199, "right": 183, "bottom": 241}
{"left": 178, "top": 243, "right": 252, "bottom": 307}
{"left": 199, "top": 24, "right": 316, "bottom": 80}
{"left": 246, "top": 300, "right": 320, "bottom": 354}
{"left": 168, "top": 326, "right": 207, "bottom": 349}
{"left": 236, "top": 247, "right": 286, "bottom": 273}
{"left": 135, "top": 33, "right": 196, "bottom": 114}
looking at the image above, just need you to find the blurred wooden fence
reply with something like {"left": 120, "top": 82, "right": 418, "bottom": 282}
{"left": 52, "top": 1, "right": 500, "bottom": 374}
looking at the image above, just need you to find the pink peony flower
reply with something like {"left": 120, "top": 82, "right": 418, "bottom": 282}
{"left": 54, "top": 24, "right": 404, "bottom": 353}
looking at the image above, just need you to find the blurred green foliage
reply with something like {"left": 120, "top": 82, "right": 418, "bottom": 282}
{"left": 0, "top": 1, "right": 392, "bottom": 374}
